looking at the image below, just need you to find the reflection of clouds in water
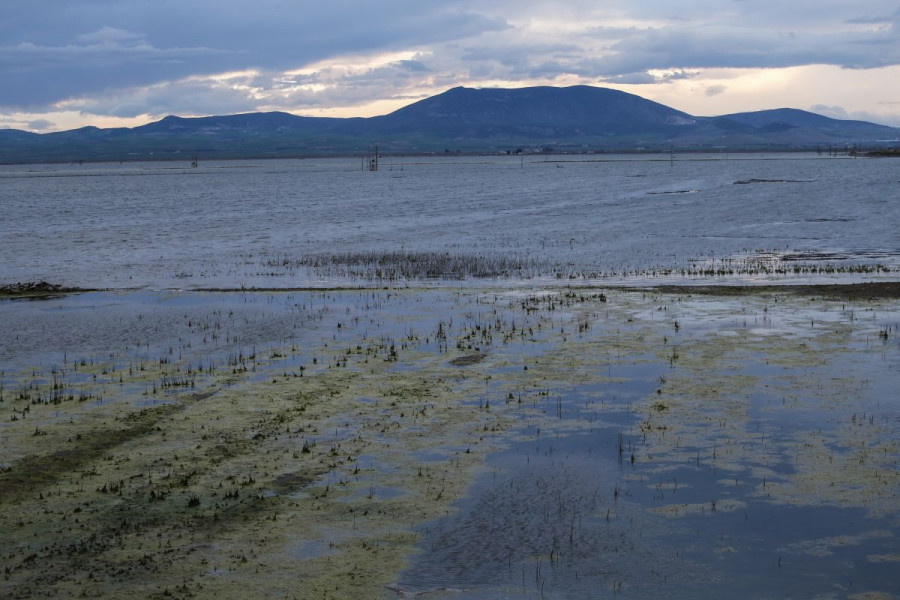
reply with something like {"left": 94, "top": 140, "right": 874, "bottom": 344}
{"left": 1, "top": 286, "right": 897, "bottom": 598}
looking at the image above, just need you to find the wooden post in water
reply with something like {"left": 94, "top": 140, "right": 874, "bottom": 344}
{"left": 366, "top": 145, "right": 379, "bottom": 171}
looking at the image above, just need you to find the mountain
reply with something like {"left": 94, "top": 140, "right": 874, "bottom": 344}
{"left": 1, "top": 86, "right": 898, "bottom": 163}
{"left": 722, "top": 108, "right": 866, "bottom": 129}
{"left": 368, "top": 86, "right": 696, "bottom": 137}
{"left": 716, "top": 108, "right": 898, "bottom": 141}
{"left": 130, "top": 111, "right": 345, "bottom": 135}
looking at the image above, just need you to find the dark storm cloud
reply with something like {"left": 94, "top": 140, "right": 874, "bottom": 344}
{"left": 3, "top": 0, "right": 900, "bottom": 123}
{"left": 70, "top": 77, "right": 264, "bottom": 118}
{"left": 570, "top": 21, "right": 900, "bottom": 76}
{"left": 0, "top": 0, "right": 508, "bottom": 110}
{"left": 64, "top": 53, "right": 445, "bottom": 117}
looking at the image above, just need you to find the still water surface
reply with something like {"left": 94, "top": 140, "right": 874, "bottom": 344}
{"left": 2, "top": 154, "right": 898, "bottom": 288}
{"left": 1, "top": 155, "right": 898, "bottom": 599}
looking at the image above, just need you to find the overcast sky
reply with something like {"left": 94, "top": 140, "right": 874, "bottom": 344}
{"left": 2, "top": 0, "right": 899, "bottom": 131}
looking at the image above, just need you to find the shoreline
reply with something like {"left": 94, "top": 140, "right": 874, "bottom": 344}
{"left": 4, "top": 279, "right": 900, "bottom": 299}
{"left": 0, "top": 149, "right": 883, "bottom": 168}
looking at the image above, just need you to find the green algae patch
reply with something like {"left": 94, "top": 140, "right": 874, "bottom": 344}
{"left": 0, "top": 401, "right": 183, "bottom": 504}
{"left": 611, "top": 292, "right": 900, "bottom": 521}
{"left": 848, "top": 592, "right": 899, "bottom": 600}
{"left": 780, "top": 530, "right": 894, "bottom": 557}
{"left": 649, "top": 499, "right": 747, "bottom": 518}
{"left": 1, "top": 286, "right": 898, "bottom": 598}
{"left": 0, "top": 289, "right": 562, "bottom": 599}
{"left": 867, "top": 554, "right": 900, "bottom": 563}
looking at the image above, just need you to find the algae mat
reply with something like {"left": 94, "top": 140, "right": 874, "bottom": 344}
{"left": 0, "top": 288, "right": 898, "bottom": 599}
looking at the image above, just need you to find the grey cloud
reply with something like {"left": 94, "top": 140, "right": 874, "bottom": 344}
{"left": 0, "top": 38, "right": 235, "bottom": 110}
{"left": 657, "top": 70, "right": 696, "bottom": 82}
{"left": 846, "top": 7, "right": 900, "bottom": 24}
{"left": 603, "top": 72, "right": 658, "bottom": 85}
{"left": 613, "top": 0, "right": 897, "bottom": 30}
{"left": 706, "top": 85, "right": 727, "bottom": 97}
{"left": 66, "top": 78, "right": 265, "bottom": 118}
{"left": 66, "top": 54, "right": 452, "bottom": 118}
{"left": 810, "top": 104, "right": 900, "bottom": 127}
{"left": 456, "top": 42, "right": 587, "bottom": 80}
{"left": 574, "top": 22, "right": 900, "bottom": 76}
{"left": 0, "top": 1, "right": 508, "bottom": 111}
{"left": 859, "top": 112, "right": 900, "bottom": 127}
{"left": 438, "top": 12, "right": 899, "bottom": 88}
{"left": 3, "top": 0, "right": 900, "bottom": 123}
{"left": 75, "top": 27, "right": 145, "bottom": 44}
{"left": 26, "top": 119, "right": 55, "bottom": 130}
{"left": 398, "top": 60, "right": 430, "bottom": 72}
{"left": 810, "top": 104, "right": 850, "bottom": 118}
{"left": 599, "top": 70, "right": 698, "bottom": 85}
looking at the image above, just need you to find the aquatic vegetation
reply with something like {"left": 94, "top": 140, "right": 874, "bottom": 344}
{"left": 263, "top": 250, "right": 538, "bottom": 281}
{"left": 3, "top": 155, "right": 899, "bottom": 290}
{"left": 0, "top": 287, "right": 898, "bottom": 599}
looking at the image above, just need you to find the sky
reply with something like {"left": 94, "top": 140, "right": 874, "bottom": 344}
{"left": 1, "top": 1, "right": 899, "bottom": 132}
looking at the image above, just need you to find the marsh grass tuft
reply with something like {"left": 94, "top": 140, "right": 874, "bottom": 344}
{"left": 264, "top": 250, "right": 538, "bottom": 280}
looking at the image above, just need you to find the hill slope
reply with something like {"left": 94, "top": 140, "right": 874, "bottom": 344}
{"left": 1, "top": 86, "right": 897, "bottom": 162}
{"left": 371, "top": 85, "right": 696, "bottom": 136}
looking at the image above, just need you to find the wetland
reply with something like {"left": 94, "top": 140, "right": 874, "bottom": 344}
{"left": 1, "top": 154, "right": 899, "bottom": 599}
{"left": 1, "top": 287, "right": 897, "bottom": 599}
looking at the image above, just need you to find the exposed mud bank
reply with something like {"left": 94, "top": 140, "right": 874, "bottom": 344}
{"left": 1, "top": 287, "right": 897, "bottom": 599}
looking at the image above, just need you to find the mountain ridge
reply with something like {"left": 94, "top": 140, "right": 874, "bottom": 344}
{"left": 2, "top": 85, "right": 898, "bottom": 163}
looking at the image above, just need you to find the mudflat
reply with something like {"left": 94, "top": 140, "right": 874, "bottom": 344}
{"left": 1, "top": 285, "right": 897, "bottom": 599}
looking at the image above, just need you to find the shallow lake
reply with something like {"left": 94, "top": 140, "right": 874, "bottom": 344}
{"left": 1, "top": 288, "right": 897, "bottom": 599}
{"left": 1, "top": 153, "right": 898, "bottom": 289}
{"left": 1, "top": 154, "right": 898, "bottom": 599}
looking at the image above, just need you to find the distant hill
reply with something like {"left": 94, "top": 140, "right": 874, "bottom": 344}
{"left": 368, "top": 86, "right": 696, "bottom": 137}
{"left": 717, "top": 108, "right": 898, "bottom": 141}
{"left": 1, "top": 86, "right": 898, "bottom": 163}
